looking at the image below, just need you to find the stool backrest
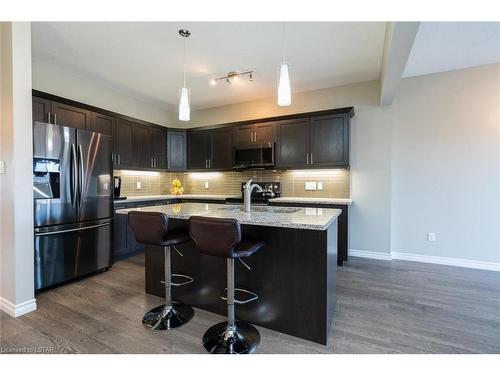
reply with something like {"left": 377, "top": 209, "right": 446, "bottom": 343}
{"left": 128, "top": 211, "right": 169, "bottom": 246}
{"left": 189, "top": 216, "right": 241, "bottom": 258}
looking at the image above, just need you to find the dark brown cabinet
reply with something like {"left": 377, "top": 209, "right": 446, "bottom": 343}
{"left": 89, "top": 112, "right": 115, "bottom": 136}
{"left": 114, "top": 119, "right": 135, "bottom": 168}
{"left": 51, "top": 102, "right": 91, "bottom": 130}
{"left": 187, "top": 130, "right": 211, "bottom": 169}
{"left": 149, "top": 127, "right": 167, "bottom": 169}
{"left": 32, "top": 97, "right": 91, "bottom": 130}
{"left": 276, "top": 114, "right": 349, "bottom": 169}
{"left": 133, "top": 125, "right": 151, "bottom": 169}
{"left": 276, "top": 118, "right": 310, "bottom": 168}
{"left": 211, "top": 127, "right": 233, "bottom": 169}
{"left": 167, "top": 130, "right": 187, "bottom": 171}
{"left": 32, "top": 97, "right": 51, "bottom": 123}
{"left": 188, "top": 128, "right": 233, "bottom": 170}
{"left": 233, "top": 122, "right": 275, "bottom": 146}
{"left": 309, "top": 114, "right": 349, "bottom": 167}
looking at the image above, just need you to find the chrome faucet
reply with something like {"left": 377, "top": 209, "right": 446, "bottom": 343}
{"left": 243, "top": 179, "right": 263, "bottom": 212}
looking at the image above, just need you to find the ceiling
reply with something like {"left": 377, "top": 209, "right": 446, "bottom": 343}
{"left": 31, "top": 22, "right": 387, "bottom": 111}
{"left": 404, "top": 22, "right": 500, "bottom": 77}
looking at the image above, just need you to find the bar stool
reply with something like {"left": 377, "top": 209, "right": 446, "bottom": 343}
{"left": 128, "top": 211, "right": 194, "bottom": 330}
{"left": 189, "top": 216, "right": 264, "bottom": 354}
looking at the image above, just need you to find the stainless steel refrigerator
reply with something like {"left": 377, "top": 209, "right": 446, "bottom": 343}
{"left": 33, "top": 121, "right": 114, "bottom": 291}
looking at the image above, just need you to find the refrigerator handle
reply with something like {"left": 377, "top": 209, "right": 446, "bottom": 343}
{"left": 78, "top": 144, "right": 84, "bottom": 208}
{"left": 71, "top": 144, "right": 77, "bottom": 207}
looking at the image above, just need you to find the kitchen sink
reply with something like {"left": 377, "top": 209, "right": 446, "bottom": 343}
{"left": 219, "top": 206, "right": 301, "bottom": 214}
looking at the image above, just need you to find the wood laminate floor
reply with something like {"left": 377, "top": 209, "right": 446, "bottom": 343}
{"left": 1, "top": 255, "right": 499, "bottom": 354}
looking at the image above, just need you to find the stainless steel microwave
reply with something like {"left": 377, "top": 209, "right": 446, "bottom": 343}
{"left": 233, "top": 143, "right": 275, "bottom": 169}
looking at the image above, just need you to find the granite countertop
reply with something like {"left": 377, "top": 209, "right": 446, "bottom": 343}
{"left": 114, "top": 194, "right": 236, "bottom": 203}
{"left": 268, "top": 197, "right": 353, "bottom": 206}
{"left": 116, "top": 202, "right": 341, "bottom": 231}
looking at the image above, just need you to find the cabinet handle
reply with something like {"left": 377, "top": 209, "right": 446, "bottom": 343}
{"left": 311, "top": 153, "right": 313, "bottom": 164}
{"left": 209, "top": 159, "right": 211, "bottom": 169}
{"left": 47, "top": 112, "right": 52, "bottom": 124}
{"left": 205, "top": 159, "right": 207, "bottom": 169}
{"left": 306, "top": 153, "right": 309, "bottom": 164}
{"left": 118, "top": 153, "right": 121, "bottom": 165}
{"left": 54, "top": 113, "right": 57, "bottom": 125}
{"left": 155, "top": 158, "right": 157, "bottom": 168}
{"left": 253, "top": 132, "right": 256, "bottom": 142}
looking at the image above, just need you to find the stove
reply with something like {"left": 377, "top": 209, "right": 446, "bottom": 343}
{"left": 225, "top": 182, "right": 281, "bottom": 205}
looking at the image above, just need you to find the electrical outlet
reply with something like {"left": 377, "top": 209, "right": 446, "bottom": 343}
{"left": 136, "top": 181, "right": 141, "bottom": 190}
{"left": 305, "top": 181, "right": 317, "bottom": 191}
{"left": 427, "top": 232, "right": 436, "bottom": 242}
{"left": 0, "top": 161, "right": 5, "bottom": 174}
{"left": 317, "top": 182, "right": 323, "bottom": 190}
{"left": 204, "top": 181, "right": 209, "bottom": 189}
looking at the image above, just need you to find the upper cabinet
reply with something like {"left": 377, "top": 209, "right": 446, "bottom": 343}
{"left": 167, "top": 130, "right": 187, "bottom": 171}
{"left": 114, "top": 118, "right": 135, "bottom": 168}
{"left": 32, "top": 97, "right": 91, "bottom": 130}
{"left": 233, "top": 122, "right": 275, "bottom": 147}
{"left": 89, "top": 112, "right": 115, "bottom": 136}
{"left": 187, "top": 127, "right": 233, "bottom": 171}
{"left": 276, "top": 113, "right": 349, "bottom": 169}
{"left": 149, "top": 127, "right": 167, "bottom": 170}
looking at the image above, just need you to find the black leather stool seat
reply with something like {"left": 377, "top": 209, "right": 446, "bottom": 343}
{"left": 233, "top": 241, "right": 265, "bottom": 258}
{"left": 128, "top": 211, "right": 190, "bottom": 247}
{"left": 189, "top": 216, "right": 264, "bottom": 259}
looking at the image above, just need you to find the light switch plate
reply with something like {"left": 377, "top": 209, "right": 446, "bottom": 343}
{"left": 136, "top": 181, "right": 142, "bottom": 190}
{"left": 305, "top": 181, "right": 317, "bottom": 191}
{"left": 317, "top": 182, "right": 323, "bottom": 190}
{"left": 204, "top": 181, "right": 209, "bottom": 189}
{"left": 0, "top": 161, "right": 5, "bottom": 174}
{"left": 427, "top": 232, "right": 436, "bottom": 242}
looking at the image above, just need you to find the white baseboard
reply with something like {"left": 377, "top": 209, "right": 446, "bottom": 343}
{"left": 0, "top": 297, "right": 37, "bottom": 317}
{"left": 349, "top": 248, "right": 500, "bottom": 272}
{"left": 391, "top": 252, "right": 500, "bottom": 272}
{"left": 349, "top": 249, "right": 392, "bottom": 261}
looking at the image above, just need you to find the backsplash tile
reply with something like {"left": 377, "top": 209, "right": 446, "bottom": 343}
{"left": 115, "top": 169, "right": 350, "bottom": 198}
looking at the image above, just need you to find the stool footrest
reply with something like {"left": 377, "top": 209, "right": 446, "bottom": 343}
{"left": 221, "top": 287, "right": 258, "bottom": 304}
{"left": 161, "top": 274, "right": 194, "bottom": 287}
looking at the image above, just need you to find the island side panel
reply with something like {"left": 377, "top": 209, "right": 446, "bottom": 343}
{"left": 144, "top": 220, "right": 334, "bottom": 345}
{"left": 326, "top": 219, "right": 338, "bottom": 338}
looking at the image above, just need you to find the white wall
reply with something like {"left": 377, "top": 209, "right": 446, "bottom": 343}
{"left": 0, "top": 22, "right": 36, "bottom": 316}
{"left": 391, "top": 64, "right": 500, "bottom": 264}
{"left": 32, "top": 57, "right": 178, "bottom": 127}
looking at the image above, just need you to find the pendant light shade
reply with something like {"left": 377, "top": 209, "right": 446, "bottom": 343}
{"left": 178, "top": 29, "right": 191, "bottom": 122}
{"left": 278, "top": 62, "right": 291, "bottom": 107}
{"left": 179, "top": 87, "right": 190, "bottom": 121}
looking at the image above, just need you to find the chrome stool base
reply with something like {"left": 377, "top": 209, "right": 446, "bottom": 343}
{"left": 202, "top": 321, "right": 260, "bottom": 354}
{"left": 142, "top": 303, "right": 194, "bottom": 331}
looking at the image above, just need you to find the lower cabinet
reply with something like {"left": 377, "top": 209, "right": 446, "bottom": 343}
{"left": 113, "top": 199, "right": 180, "bottom": 260}
{"left": 268, "top": 201, "right": 349, "bottom": 266}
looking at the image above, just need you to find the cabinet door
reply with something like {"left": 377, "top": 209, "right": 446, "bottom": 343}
{"left": 276, "top": 118, "right": 310, "bottom": 168}
{"left": 89, "top": 112, "right": 115, "bottom": 136}
{"left": 133, "top": 125, "right": 152, "bottom": 169}
{"left": 32, "top": 97, "right": 51, "bottom": 123}
{"left": 167, "top": 130, "right": 187, "bottom": 171}
{"left": 310, "top": 114, "right": 349, "bottom": 167}
{"left": 233, "top": 124, "right": 254, "bottom": 146}
{"left": 114, "top": 119, "right": 135, "bottom": 168}
{"left": 187, "top": 130, "right": 210, "bottom": 170}
{"left": 51, "top": 101, "right": 90, "bottom": 130}
{"left": 210, "top": 128, "right": 233, "bottom": 170}
{"left": 150, "top": 127, "right": 167, "bottom": 169}
{"left": 254, "top": 122, "right": 275, "bottom": 145}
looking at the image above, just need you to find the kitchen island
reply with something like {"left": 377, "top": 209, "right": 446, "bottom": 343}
{"left": 116, "top": 202, "right": 341, "bottom": 344}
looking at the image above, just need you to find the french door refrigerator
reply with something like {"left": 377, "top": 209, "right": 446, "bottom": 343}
{"left": 33, "top": 121, "right": 114, "bottom": 291}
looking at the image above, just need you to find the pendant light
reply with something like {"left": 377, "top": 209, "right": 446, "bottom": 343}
{"left": 178, "top": 29, "right": 191, "bottom": 121}
{"left": 277, "top": 23, "right": 291, "bottom": 106}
